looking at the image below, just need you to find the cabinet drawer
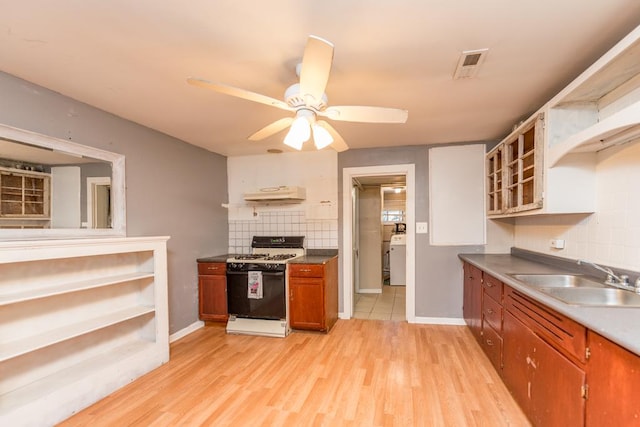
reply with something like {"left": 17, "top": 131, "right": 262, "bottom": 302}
{"left": 482, "top": 273, "right": 503, "bottom": 302}
{"left": 289, "top": 264, "right": 324, "bottom": 278}
{"left": 505, "top": 286, "right": 586, "bottom": 364}
{"left": 197, "top": 262, "right": 226, "bottom": 276}
{"left": 481, "top": 323, "right": 503, "bottom": 372}
{"left": 483, "top": 292, "right": 503, "bottom": 334}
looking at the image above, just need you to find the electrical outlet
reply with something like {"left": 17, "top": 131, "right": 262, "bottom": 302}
{"left": 416, "top": 222, "right": 428, "bottom": 234}
{"left": 551, "top": 239, "right": 565, "bottom": 249}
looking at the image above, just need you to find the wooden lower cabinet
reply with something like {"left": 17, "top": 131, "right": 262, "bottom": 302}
{"left": 462, "top": 262, "right": 482, "bottom": 342}
{"left": 464, "top": 262, "right": 640, "bottom": 426}
{"left": 503, "top": 311, "right": 586, "bottom": 427}
{"left": 197, "top": 262, "right": 228, "bottom": 322}
{"left": 586, "top": 331, "right": 640, "bottom": 425}
{"left": 288, "top": 257, "right": 338, "bottom": 332}
{"left": 480, "top": 296, "right": 503, "bottom": 373}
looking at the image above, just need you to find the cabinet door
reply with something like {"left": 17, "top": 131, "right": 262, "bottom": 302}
{"left": 504, "top": 114, "right": 544, "bottom": 214}
{"left": 463, "top": 263, "right": 482, "bottom": 342}
{"left": 503, "top": 311, "right": 535, "bottom": 416}
{"left": 586, "top": 331, "right": 640, "bottom": 425}
{"left": 486, "top": 146, "right": 504, "bottom": 214}
{"left": 504, "top": 311, "right": 586, "bottom": 426}
{"left": 289, "top": 278, "right": 325, "bottom": 331}
{"left": 199, "top": 275, "right": 228, "bottom": 321}
{"left": 0, "top": 172, "right": 49, "bottom": 217}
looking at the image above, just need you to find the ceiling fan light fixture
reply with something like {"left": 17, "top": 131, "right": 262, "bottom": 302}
{"left": 312, "top": 123, "right": 333, "bottom": 149}
{"left": 284, "top": 115, "right": 311, "bottom": 150}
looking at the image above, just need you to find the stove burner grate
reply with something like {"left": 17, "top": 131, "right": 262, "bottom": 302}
{"left": 263, "top": 254, "right": 297, "bottom": 261}
{"left": 233, "top": 254, "right": 267, "bottom": 260}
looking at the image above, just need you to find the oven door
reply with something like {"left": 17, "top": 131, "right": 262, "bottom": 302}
{"left": 226, "top": 269, "right": 286, "bottom": 320}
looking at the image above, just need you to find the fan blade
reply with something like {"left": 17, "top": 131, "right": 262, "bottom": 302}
{"left": 299, "top": 36, "right": 334, "bottom": 104}
{"left": 317, "top": 120, "right": 349, "bottom": 152}
{"left": 248, "top": 117, "right": 294, "bottom": 141}
{"left": 187, "top": 77, "right": 292, "bottom": 112}
{"left": 322, "top": 106, "right": 408, "bottom": 123}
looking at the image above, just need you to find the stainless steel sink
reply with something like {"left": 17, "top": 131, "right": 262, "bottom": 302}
{"left": 538, "top": 287, "right": 640, "bottom": 307}
{"left": 508, "top": 274, "right": 606, "bottom": 288}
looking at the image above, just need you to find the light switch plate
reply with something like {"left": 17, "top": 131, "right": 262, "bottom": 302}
{"left": 416, "top": 222, "right": 428, "bottom": 234}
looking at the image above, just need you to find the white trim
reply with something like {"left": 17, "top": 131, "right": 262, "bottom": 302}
{"left": 412, "top": 316, "right": 466, "bottom": 326}
{"left": 86, "top": 176, "right": 111, "bottom": 229}
{"left": 342, "top": 164, "right": 416, "bottom": 322}
{"left": 0, "top": 123, "right": 126, "bottom": 240}
{"left": 357, "top": 288, "right": 382, "bottom": 294}
{"left": 169, "top": 320, "right": 204, "bottom": 343}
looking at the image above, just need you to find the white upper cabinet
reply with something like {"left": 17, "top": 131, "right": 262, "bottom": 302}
{"left": 488, "top": 24, "right": 640, "bottom": 218}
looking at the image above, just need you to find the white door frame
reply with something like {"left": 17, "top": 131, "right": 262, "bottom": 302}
{"left": 342, "top": 164, "right": 416, "bottom": 322}
{"left": 86, "top": 176, "right": 111, "bottom": 229}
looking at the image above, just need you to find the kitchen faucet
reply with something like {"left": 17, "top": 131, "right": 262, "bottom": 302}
{"left": 577, "top": 259, "right": 640, "bottom": 293}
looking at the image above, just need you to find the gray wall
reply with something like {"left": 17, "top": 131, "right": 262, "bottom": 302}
{"left": 339, "top": 145, "right": 485, "bottom": 319}
{"left": 0, "top": 71, "right": 228, "bottom": 334}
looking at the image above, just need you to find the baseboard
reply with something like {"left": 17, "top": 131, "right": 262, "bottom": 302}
{"left": 337, "top": 313, "right": 466, "bottom": 325}
{"left": 412, "top": 316, "right": 466, "bottom": 326}
{"left": 357, "top": 288, "right": 382, "bottom": 294}
{"left": 169, "top": 320, "right": 205, "bottom": 343}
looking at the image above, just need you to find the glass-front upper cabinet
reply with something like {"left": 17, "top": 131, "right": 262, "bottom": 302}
{"left": 486, "top": 146, "right": 503, "bottom": 215}
{"left": 0, "top": 169, "right": 51, "bottom": 227}
{"left": 487, "top": 113, "right": 544, "bottom": 216}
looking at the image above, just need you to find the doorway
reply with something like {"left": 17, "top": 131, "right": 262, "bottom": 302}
{"left": 86, "top": 177, "right": 111, "bottom": 229}
{"left": 342, "top": 164, "right": 416, "bottom": 322}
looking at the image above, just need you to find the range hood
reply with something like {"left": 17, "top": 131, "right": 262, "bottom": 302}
{"left": 243, "top": 186, "right": 306, "bottom": 201}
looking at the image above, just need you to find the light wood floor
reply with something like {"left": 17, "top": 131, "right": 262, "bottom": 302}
{"left": 59, "top": 320, "right": 530, "bottom": 427}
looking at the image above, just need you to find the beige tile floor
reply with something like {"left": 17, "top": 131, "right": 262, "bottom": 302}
{"left": 354, "top": 284, "right": 406, "bottom": 320}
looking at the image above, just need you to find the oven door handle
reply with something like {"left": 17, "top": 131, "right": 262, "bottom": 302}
{"left": 226, "top": 270, "right": 285, "bottom": 277}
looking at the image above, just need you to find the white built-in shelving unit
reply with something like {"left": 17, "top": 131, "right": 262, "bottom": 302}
{"left": 0, "top": 236, "right": 169, "bottom": 426}
{"left": 547, "top": 25, "right": 640, "bottom": 166}
{"left": 488, "top": 24, "right": 640, "bottom": 218}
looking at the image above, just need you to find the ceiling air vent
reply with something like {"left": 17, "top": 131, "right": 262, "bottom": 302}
{"left": 453, "top": 48, "right": 489, "bottom": 79}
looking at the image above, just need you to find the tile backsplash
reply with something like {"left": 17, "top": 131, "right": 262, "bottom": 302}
{"left": 513, "top": 142, "right": 640, "bottom": 271}
{"left": 228, "top": 210, "right": 338, "bottom": 254}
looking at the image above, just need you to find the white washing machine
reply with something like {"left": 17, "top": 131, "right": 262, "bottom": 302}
{"left": 389, "top": 233, "right": 406, "bottom": 286}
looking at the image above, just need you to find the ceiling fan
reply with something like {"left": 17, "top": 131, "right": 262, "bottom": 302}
{"left": 187, "top": 35, "right": 408, "bottom": 152}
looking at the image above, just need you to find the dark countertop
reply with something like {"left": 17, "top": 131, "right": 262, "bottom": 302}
{"left": 196, "top": 254, "right": 233, "bottom": 263}
{"left": 459, "top": 250, "right": 640, "bottom": 356}
{"left": 289, "top": 249, "right": 338, "bottom": 264}
{"left": 288, "top": 255, "right": 337, "bottom": 264}
{"left": 197, "top": 249, "right": 338, "bottom": 265}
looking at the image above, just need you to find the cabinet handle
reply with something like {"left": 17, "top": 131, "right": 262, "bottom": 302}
{"left": 300, "top": 268, "right": 312, "bottom": 272}
{"left": 487, "top": 308, "right": 494, "bottom": 315}
{"left": 207, "top": 266, "right": 219, "bottom": 270}
{"left": 486, "top": 339, "right": 494, "bottom": 346}
{"left": 486, "top": 281, "right": 494, "bottom": 287}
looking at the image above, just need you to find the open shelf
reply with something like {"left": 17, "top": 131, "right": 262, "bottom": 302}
{"left": 0, "top": 305, "right": 155, "bottom": 363}
{"left": 0, "top": 340, "right": 155, "bottom": 416}
{"left": 547, "top": 26, "right": 640, "bottom": 166}
{"left": 0, "top": 236, "right": 169, "bottom": 425}
{"left": 549, "top": 100, "right": 640, "bottom": 167}
{"left": 0, "top": 271, "right": 154, "bottom": 306}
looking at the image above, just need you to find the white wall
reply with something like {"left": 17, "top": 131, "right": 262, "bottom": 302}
{"left": 514, "top": 142, "right": 640, "bottom": 271}
{"left": 226, "top": 150, "right": 338, "bottom": 253}
{"left": 51, "top": 166, "right": 81, "bottom": 228}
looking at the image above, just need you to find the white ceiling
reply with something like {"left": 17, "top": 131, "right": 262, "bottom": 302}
{"left": 2, "top": 1, "right": 640, "bottom": 157}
